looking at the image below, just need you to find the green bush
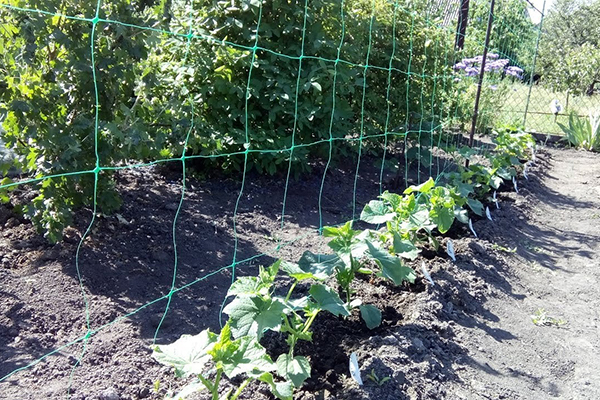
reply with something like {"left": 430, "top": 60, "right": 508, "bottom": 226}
{"left": 0, "top": 1, "right": 167, "bottom": 242}
{"left": 0, "top": 0, "right": 455, "bottom": 241}
{"left": 147, "top": 0, "right": 455, "bottom": 174}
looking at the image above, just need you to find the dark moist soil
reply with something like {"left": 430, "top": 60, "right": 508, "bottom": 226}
{"left": 1, "top": 147, "right": 599, "bottom": 400}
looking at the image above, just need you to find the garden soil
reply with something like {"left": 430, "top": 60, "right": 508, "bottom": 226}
{"left": 1, "top": 147, "right": 599, "bottom": 400}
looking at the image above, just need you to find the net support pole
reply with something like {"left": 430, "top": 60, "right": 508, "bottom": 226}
{"left": 523, "top": 0, "right": 547, "bottom": 129}
{"left": 466, "top": 0, "right": 495, "bottom": 168}
{"left": 455, "top": 0, "right": 470, "bottom": 50}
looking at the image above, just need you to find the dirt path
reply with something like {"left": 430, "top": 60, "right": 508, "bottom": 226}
{"left": 448, "top": 148, "right": 600, "bottom": 400}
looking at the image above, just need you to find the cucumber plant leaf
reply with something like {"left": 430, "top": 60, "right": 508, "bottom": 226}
{"left": 276, "top": 354, "right": 311, "bottom": 388}
{"left": 360, "top": 200, "right": 396, "bottom": 224}
{"left": 365, "top": 240, "right": 416, "bottom": 285}
{"left": 166, "top": 380, "right": 206, "bottom": 400}
{"left": 223, "top": 296, "right": 286, "bottom": 339}
{"left": 296, "top": 251, "right": 339, "bottom": 280}
{"left": 228, "top": 262, "right": 280, "bottom": 296}
{"left": 379, "top": 191, "right": 402, "bottom": 209}
{"left": 403, "top": 208, "right": 434, "bottom": 232}
{"left": 151, "top": 329, "right": 218, "bottom": 377}
{"left": 207, "top": 323, "right": 240, "bottom": 365}
{"left": 359, "top": 304, "right": 382, "bottom": 329}
{"left": 309, "top": 284, "right": 350, "bottom": 317}
{"left": 222, "top": 336, "right": 276, "bottom": 379}
{"left": 430, "top": 204, "right": 455, "bottom": 234}
{"left": 404, "top": 177, "right": 435, "bottom": 194}
{"left": 392, "top": 233, "right": 420, "bottom": 260}
{"left": 490, "top": 174, "right": 504, "bottom": 189}
{"left": 466, "top": 198, "right": 484, "bottom": 216}
{"left": 454, "top": 207, "right": 469, "bottom": 224}
{"left": 258, "top": 372, "right": 294, "bottom": 400}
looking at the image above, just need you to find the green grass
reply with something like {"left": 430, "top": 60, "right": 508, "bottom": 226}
{"left": 496, "top": 83, "right": 600, "bottom": 135}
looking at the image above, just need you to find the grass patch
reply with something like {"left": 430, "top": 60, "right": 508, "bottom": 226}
{"left": 496, "top": 83, "right": 600, "bottom": 135}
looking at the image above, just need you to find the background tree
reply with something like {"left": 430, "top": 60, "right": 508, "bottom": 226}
{"left": 0, "top": 0, "right": 168, "bottom": 241}
{"left": 538, "top": 0, "right": 600, "bottom": 96}
{"left": 462, "top": 0, "right": 537, "bottom": 72}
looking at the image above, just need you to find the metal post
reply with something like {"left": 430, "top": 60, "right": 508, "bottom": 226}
{"left": 466, "top": 0, "right": 495, "bottom": 168}
{"left": 455, "top": 0, "right": 470, "bottom": 50}
{"left": 523, "top": 0, "right": 547, "bottom": 129}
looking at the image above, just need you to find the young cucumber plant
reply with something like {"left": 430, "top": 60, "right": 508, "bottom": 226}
{"left": 442, "top": 128, "right": 536, "bottom": 210}
{"left": 153, "top": 259, "right": 352, "bottom": 399}
{"left": 299, "top": 221, "right": 416, "bottom": 329}
{"left": 223, "top": 258, "right": 370, "bottom": 387}
{"left": 152, "top": 322, "right": 294, "bottom": 400}
{"left": 361, "top": 177, "right": 468, "bottom": 251}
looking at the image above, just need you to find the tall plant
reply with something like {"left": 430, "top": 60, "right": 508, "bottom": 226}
{"left": 557, "top": 111, "right": 600, "bottom": 151}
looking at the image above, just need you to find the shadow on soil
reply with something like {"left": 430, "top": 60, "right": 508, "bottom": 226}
{"left": 2, "top": 140, "right": 567, "bottom": 399}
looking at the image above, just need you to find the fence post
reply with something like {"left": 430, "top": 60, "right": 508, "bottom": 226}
{"left": 466, "top": 0, "right": 495, "bottom": 168}
{"left": 455, "top": 0, "right": 470, "bottom": 50}
{"left": 523, "top": 0, "right": 547, "bottom": 129}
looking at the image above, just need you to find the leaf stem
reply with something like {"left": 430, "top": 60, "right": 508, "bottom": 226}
{"left": 198, "top": 374, "right": 216, "bottom": 398}
{"left": 301, "top": 311, "right": 319, "bottom": 334}
{"left": 212, "top": 368, "right": 223, "bottom": 400}
{"left": 285, "top": 280, "right": 298, "bottom": 303}
{"left": 230, "top": 377, "right": 252, "bottom": 400}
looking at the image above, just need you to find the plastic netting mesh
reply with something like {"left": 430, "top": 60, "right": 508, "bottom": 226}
{"left": 0, "top": 0, "right": 545, "bottom": 395}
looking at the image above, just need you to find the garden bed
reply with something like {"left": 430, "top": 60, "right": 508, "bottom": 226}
{"left": 1, "top": 147, "right": 599, "bottom": 400}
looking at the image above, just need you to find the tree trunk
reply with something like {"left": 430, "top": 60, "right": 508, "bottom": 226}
{"left": 586, "top": 81, "right": 598, "bottom": 96}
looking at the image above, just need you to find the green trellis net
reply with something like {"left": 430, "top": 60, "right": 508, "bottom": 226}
{"left": 0, "top": 0, "right": 544, "bottom": 396}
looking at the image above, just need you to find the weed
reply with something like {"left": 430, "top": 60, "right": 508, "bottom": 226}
{"left": 366, "top": 369, "right": 392, "bottom": 386}
{"left": 531, "top": 308, "right": 567, "bottom": 327}
{"left": 491, "top": 243, "right": 517, "bottom": 253}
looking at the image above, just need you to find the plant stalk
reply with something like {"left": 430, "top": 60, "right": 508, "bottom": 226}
{"left": 230, "top": 378, "right": 252, "bottom": 400}
{"left": 284, "top": 280, "right": 298, "bottom": 303}
{"left": 212, "top": 368, "right": 223, "bottom": 400}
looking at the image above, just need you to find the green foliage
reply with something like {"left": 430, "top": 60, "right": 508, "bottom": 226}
{"left": 490, "top": 128, "right": 536, "bottom": 178}
{"left": 300, "top": 221, "right": 399, "bottom": 329}
{"left": 361, "top": 178, "right": 466, "bottom": 250}
{"left": 557, "top": 111, "right": 600, "bottom": 151}
{"left": 224, "top": 260, "right": 329, "bottom": 370}
{"left": 152, "top": 322, "right": 293, "bottom": 400}
{"left": 531, "top": 308, "right": 567, "bottom": 327}
{"left": 0, "top": 0, "right": 165, "bottom": 241}
{"left": 539, "top": 0, "right": 600, "bottom": 96}
{"left": 442, "top": 128, "right": 535, "bottom": 212}
{"left": 445, "top": 67, "right": 514, "bottom": 133}
{"left": 320, "top": 221, "right": 371, "bottom": 303}
{"left": 444, "top": 163, "right": 502, "bottom": 204}
{"left": 359, "top": 304, "right": 382, "bottom": 330}
{"left": 149, "top": 0, "right": 454, "bottom": 173}
{"left": 366, "top": 368, "right": 391, "bottom": 386}
{"left": 462, "top": 0, "right": 537, "bottom": 72}
{"left": 0, "top": 0, "right": 455, "bottom": 241}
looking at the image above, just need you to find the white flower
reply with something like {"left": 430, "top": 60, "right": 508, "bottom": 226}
{"left": 550, "top": 99, "right": 562, "bottom": 115}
